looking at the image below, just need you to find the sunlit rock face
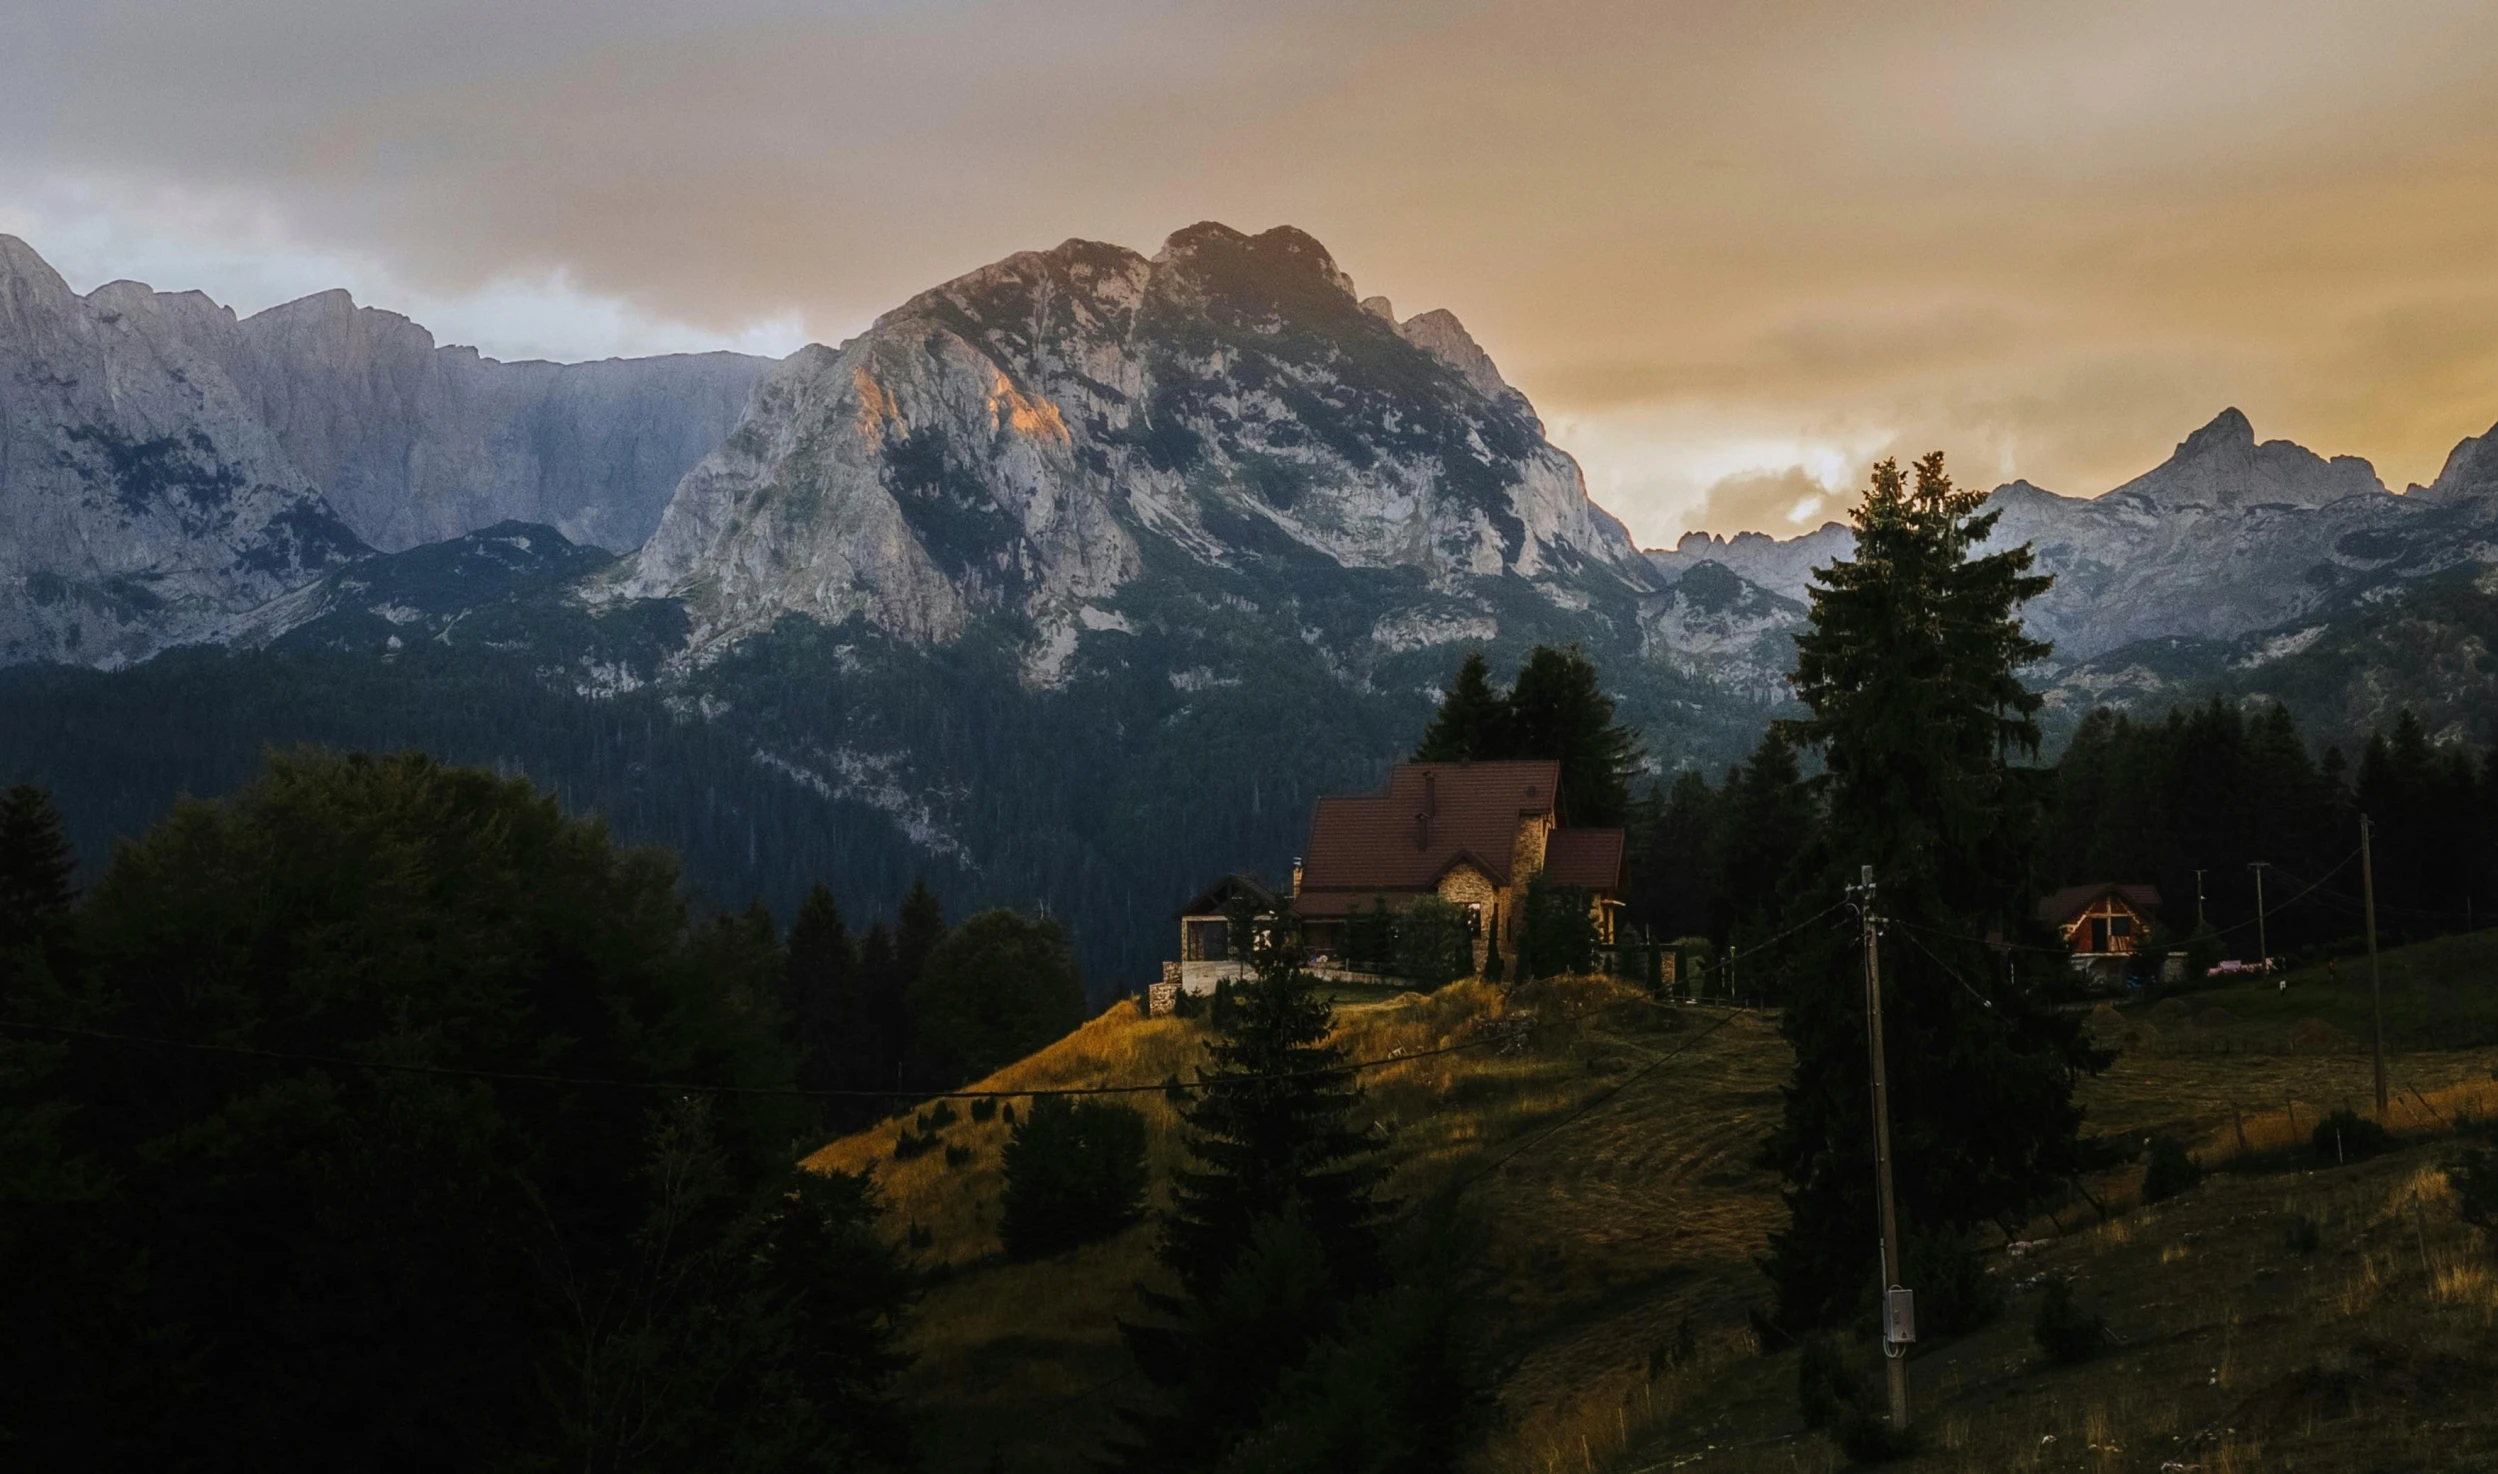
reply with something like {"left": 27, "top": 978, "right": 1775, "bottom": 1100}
{"left": 618, "top": 223, "right": 1656, "bottom": 666}
{"left": 0, "top": 235, "right": 365, "bottom": 667}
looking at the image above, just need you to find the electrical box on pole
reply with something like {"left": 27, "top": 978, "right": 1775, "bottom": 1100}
{"left": 1884, "top": 1287, "right": 1917, "bottom": 1346}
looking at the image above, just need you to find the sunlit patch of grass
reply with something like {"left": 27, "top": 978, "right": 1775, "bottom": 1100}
{"left": 2335, "top": 1253, "right": 2383, "bottom": 1317}
{"left": 2432, "top": 1254, "right": 2496, "bottom": 1317}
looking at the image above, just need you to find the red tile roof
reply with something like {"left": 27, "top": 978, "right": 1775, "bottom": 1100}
{"left": 1542, "top": 827, "right": 1626, "bottom": 892}
{"left": 1299, "top": 761, "right": 1557, "bottom": 900}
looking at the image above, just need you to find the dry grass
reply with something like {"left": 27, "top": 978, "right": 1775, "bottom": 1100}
{"left": 805, "top": 952, "right": 2498, "bottom": 1474}
{"left": 800, "top": 974, "right": 1711, "bottom": 1473}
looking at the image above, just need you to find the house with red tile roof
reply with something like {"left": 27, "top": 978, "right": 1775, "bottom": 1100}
{"left": 1289, "top": 759, "right": 1625, "bottom": 975}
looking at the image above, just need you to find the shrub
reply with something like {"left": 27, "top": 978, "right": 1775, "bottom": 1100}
{"left": 1903, "top": 1232, "right": 2002, "bottom": 1336}
{"left": 2448, "top": 1147, "right": 2498, "bottom": 1235}
{"left": 1796, "top": 1337, "right": 1861, "bottom": 1431}
{"left": 1393, "top": 897, "right": 1474, "bottom": 986}
{"left": 1797, "top": 1339, "right": 1917, "bottom": 1462}
{"left": 893, "top": 1128, "right": 941, "bottom": 1161}
{"left": 2141, "top": 1136, "right": 2202, "bottom": 1204}
{"left": 2310, "top": 1108, "right": 2392, "bottom": 1164}
{"left": 970, "top": 1097, "right": 997, "bottom": 1123}
{"left": 2283, "top": 1213, "right": 2323, "bottom": 1254}
{"left": 997, "top": 1094, "right": 1150, "bottom": 1258}
{"left": 943, "top": 1143, "right": 973, "bottom": 1169}
{"left": 2032, "top": 1276, "right": 2106, "bottom": 1365}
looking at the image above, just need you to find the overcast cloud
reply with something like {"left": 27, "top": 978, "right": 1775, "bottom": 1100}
{"left": 7, "top": 0, "right": 2498, "bottom": 543}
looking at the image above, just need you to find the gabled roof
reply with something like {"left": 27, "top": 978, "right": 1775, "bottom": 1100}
{"left": 1542, "top": 827, "right": 1626, "bottom": 892}
{"left": 1177, "top": 872, "right": 1282, "bottom": 919}
{"left": 2036, "top": 883, "right": 2163, "bottom": 927}
{"left": 1299, "top": 761, "right": 1559, "bottom": 897}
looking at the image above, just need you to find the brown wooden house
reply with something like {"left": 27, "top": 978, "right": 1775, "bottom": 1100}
{"left": 1291, "top": 760, "right": 1624, "bottom": 975}
{"left": 2037, "top": 883, "right": 2163, "bottom": 957}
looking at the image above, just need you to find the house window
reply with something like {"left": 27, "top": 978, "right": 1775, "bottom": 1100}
{"left": 1185, "top": 919, "right": 1230, "bottom": 961}
{"left": 1464, "top": 902, "right": 1483, "bottom": 937}
{"left": 2110, "top": 916, "right": 2133, "bottom": 938}
{"left": 2090, "top": 917, "right": 2109, "bottom": 953}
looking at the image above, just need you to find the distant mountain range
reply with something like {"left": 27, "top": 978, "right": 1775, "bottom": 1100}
{"left": 4, "top": 225, "right": 2494, "bottom": 981}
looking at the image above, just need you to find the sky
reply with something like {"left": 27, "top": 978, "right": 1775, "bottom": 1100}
{"left": 7, "top": 0, "right": 2498, "bottom": 547}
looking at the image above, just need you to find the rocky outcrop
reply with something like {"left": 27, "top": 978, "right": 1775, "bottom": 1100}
{"left": 2415, "top": 418, "right": 2498, "bottom": 505}
{"left": 0, "top": 237, "right": 364, "bottom": 667}
{"left": 618, "top": 223, "right": 1654, "bottom": 666}
{"left": 207, "top": 289, "right": 763, "bottom": 552}
{"left": 0, "top": 232, "right": 768, "bottom": 666}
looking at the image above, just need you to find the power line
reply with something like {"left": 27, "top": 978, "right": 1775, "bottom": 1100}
{"left": 0, "top": 1011, "right": 1529, "bottom": 1103}
{"left": 0, "top": 984, "right": 1666, "bottom": 1105}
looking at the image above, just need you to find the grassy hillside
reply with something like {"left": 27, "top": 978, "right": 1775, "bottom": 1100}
{"left": 809, "top": 935, "right": 2498, "bottom": 1473}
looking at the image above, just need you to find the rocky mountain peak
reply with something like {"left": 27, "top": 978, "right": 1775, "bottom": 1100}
{"left": 2180, "top": 405, "right": 2256, "bottom": 454}
{"left": 622, "top": 221, "right": 1648, "bottom": 669}
{"left": 2416, "top": 418, "right": 2498, "bottom": 503}
{"left": 2108, "top": 406, "right": 2385, "bottom": 509}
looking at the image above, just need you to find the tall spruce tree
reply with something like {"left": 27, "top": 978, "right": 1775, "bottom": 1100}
{"left": 1506, "top": 645, "right": 1640, "bottom": 826}
{"left": 1115, "top": 924, "right": 1388, "bottom": 1470}
{"left": 1412, "top": 646, "right": 1640, "bottom": 825}
{"left": 1411, "top": 652, "right": 1510, "bottom": 762}
{"left": 855, "top": 920, "right": 906, "bottom": 1099}
{"left": 785, "top": 884, "right": 872, "bottom": 1128}
{"left": 0, "top": 784, "right": 76, "bottom": 955}
{"left": 1760, "top": 453, "right": 2112, "bottom": 1331}
{"left": 895, "top": 878, "right": 948, "bottom": 989}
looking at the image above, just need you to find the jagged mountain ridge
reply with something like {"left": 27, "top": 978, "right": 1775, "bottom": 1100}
{"left": 1650, "top": 406, "right": 2498, "bottom": 668}
{"left": 0, "top": 232, "right": 763, "bottom": 666}
{"left": 612, "top": 223, "right": 1656, "bottom": 678}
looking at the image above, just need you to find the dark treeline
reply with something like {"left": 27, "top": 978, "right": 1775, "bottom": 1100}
{"left": 0, "top": 754, "right": 917, "bottom": 1470}
{"left": 1626, "top": 699, "right": 2493, "bottom": 971}
{"left": 0, "top": 749, "right": 1486, "bottom": 1472}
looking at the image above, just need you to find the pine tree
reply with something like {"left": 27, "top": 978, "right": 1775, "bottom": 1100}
{"left": 856, "top": 920, "right": 906, "bottom": 1099}
{"left": 895, "top": 877, "right": 948, "bottom": 991}
{"left": 0, "top": 784, "right": 76, "bottom": 955}
{"left": 1711, "top": 729, "right": 1815, "bottom": 943}
{"left": 784, "top": 884, "right": 869, "bottom": 1126}
{"left": 1115, "top": 928, "right": 1388, "bottom": 1470}
{"left": 1505, "top": 645, "right": 1640, "bottom": 826}
{"left": 1760, "top": 452, "right": 2113, "bottom": 1331}
{"left": 1411, "top": 652, "right": 1509, "bottom": 762}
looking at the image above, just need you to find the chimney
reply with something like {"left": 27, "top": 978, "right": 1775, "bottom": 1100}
{"left": 1291, "top": 857, "right": 1304, "bottom": 898}
{"left": 1415, "top": 771, "right": 1437, "bottom": 849}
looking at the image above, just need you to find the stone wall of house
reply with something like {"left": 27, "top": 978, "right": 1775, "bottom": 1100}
{"left": 1436, "top": 861, "right": 1501, "bottom": 973}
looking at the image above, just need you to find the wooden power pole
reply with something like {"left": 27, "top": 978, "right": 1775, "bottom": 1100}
{"left": 1853, "top": 865, "right": 1912, "bottom": 1430}
{"left": 2247, "top": 861, "right": 2272, "bottom": 967}
{"left": 2362, "top": 815, "right": 2387, "bottom": 1119}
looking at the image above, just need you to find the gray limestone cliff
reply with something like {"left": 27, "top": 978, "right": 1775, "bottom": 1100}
{"left": 0, "top": 238, "right": 363, "bottom": 666}
{"left": 0, "top": 232, "right": 767, "bottom": 666}
{"left": 617, "top": 223, "right": 1653, "bottom": 672}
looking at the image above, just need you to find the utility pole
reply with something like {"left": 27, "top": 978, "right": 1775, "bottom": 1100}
{"left": 2191, "top": 868, "right": 2207, "bottom": 931}
{"left": 2247, "top": 861, "right": 2272, "bottom": 967}
{"left": 1852, "top": 865, "right": 1912, "bottom": 1431}
{"left": 2362, "top": 815, "right": 2387, "bottom": 1119}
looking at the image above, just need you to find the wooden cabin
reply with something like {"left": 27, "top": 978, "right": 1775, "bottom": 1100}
{"left": 1169, "top": 872, "right": 1283, "bottom": 995}
{"left": 2037, "top": 883, "right": 2163, "bottom": 957}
